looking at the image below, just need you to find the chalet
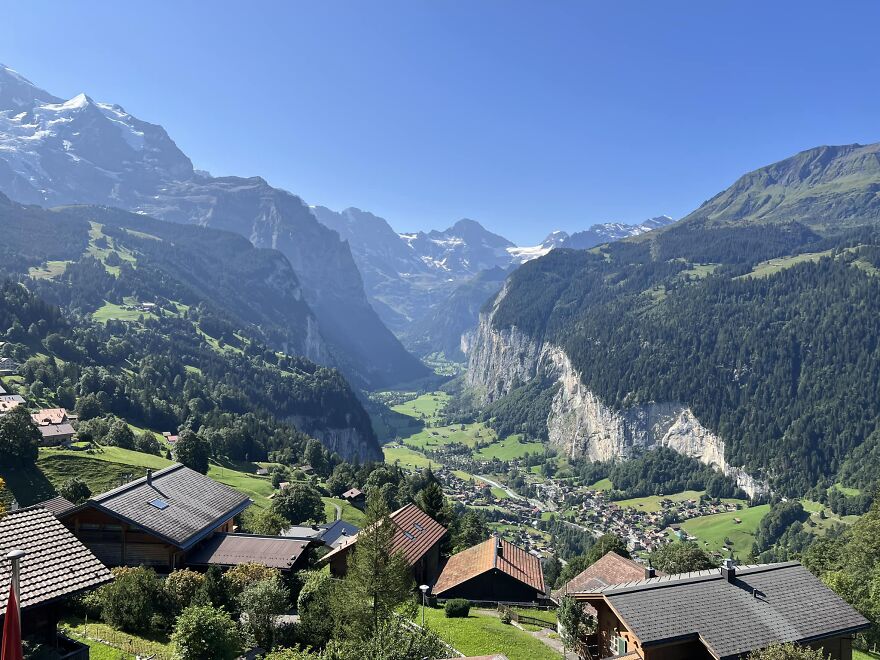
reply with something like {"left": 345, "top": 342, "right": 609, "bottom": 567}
{"left": 283, "top": 519, "right": 360, "bottom": 551}
{"left": 341, "top": 487, "right": 365, "bottom": 508}
{"left": 256, "top": 467, "right": 269, "bottom": 476}
{"left": 37, "top": 496, "right": 77, "bottom": 517}
{"left": 321, "top": 503, "right": 446, "bottom": 584}
{"left": 37, "top": 423, "right": 76, "bottom": 445}
{"left": 186, "top": 533, "right": 313, "bottom": 573}
{"left": 31, "top": 407, "right": 74, "bottom": 426}
{"left": 571, "top": 560, "right": 869, "bottom": 660}
{"left": 0, "top": 356, "right": 19, "bottom": 376}
{"left": 1, "top": 506, "right": 113, "bottom": 658}
{"left": 552, "top": 551, "right": 655, "bottom": 605}
{"left": 432, "top": 536, "right": 545, "bottom": 603}
{"left": 0, "top": 393, "right": 25, "bottom": 414}
{"left": 59, "top": 463, "right": 252, "bottom": 570}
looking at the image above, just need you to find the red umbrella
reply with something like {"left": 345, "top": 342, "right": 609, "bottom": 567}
{"left": 1, "top": 584, "right": 22, "bottom": 660}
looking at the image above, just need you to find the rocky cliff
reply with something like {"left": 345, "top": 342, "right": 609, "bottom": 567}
{"left": 466, "top": 287, "right": 767, "bottom": 497}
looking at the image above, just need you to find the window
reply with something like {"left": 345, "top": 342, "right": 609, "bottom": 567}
{"left": 402, "top": 531, "right": 415, "bottom": 540}
{"left": 412, "top": 522, "right": 424, "bottom": 532}
{"left": 613, "top": 635, "right": 628, "bottom": 655}
{"left": 149, "top": 498, "right": 169, "bottom": 510}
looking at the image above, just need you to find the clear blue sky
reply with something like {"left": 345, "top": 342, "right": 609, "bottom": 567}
{"left": 3, "top": 1, "right": 879, "bottom": 244}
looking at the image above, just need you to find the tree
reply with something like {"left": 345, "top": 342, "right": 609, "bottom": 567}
{"left": 242, "top": 508, "right": 288, "bottom": 536}
{"left": 224, "top": 563, "right": 282, "bottom": 605}
{"left": 543, "top": 555, "right": 562, "bottom": 588}
{"left": 174, "top": 430, "right": 210, "bottom": 474}
{"left": 326, "top": 617, "right": 446, "bottom": 660}
{"left": 171, "top": 605, "right": 240, "bottom": 660}
{"left": 239, "top": 576, "right": 290, "bottom": 650}
{"left": 272, "top": 483, "right": 326, "bottom": 525}
{"left": 58, "top": 477, "right": 91, "bottom": 504}
{"left": 416, "top": 481, "right": 445, "bottom": 521}
{"left": 452, "top": 509, "right": 489, "bottom": 552}
{"left": 747, "top": 643, "right": 828, "bottom": 659}
{"left": 326, "top": 464, "right": 355, "bottom": 497}
{"left": 297, "top": 571, "right": 336, "bottom": 648}
{"left": 584, "top": 533, "right": 630, "bottom": 565}
{"left": 333, "top": 496, "right": 414, "bottom": 637}
{"left": 558, "top": 595, "right": 594, "bottom": 655}
{"left": 100, "top": 566, "right": 164, "bottom": 634}
{"left": 194, "top": 566, "right": 230, "bottom": 610}
{"left": 0, "top": 477, "right": 6, "bottom": 516}
{"left": 164, "top": 569, "right": 206, "bottom": 616}
{"left": 649, "top": 541, "right": 717, "bottom": 574}
{"left": 0, "top": 405, "right": 40, "bottom": 465}
{"left": 106, "top": 418, "right": 135, "bottom": 449}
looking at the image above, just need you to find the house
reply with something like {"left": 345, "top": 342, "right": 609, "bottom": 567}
{"left": 0, "top": 356, "right": 19, "bottom": 376}
{"left": 321, "top": 503, "right": 446, "bottom": 584}
{"left": 0, "top": 393, "right": 25, "bottom": 414}
{"left": 31, "top": 408, "right": 74, "bottom": 426}
{"left": 283, "top": 519, "right": 360, "bottom": 551}
{"left": 552, "top": 551, "right": 655, "bottom": 604}
{"left": 432, "top": 536, "right": 545, "bottom": 603}
{"left": 1, "top": 506, "right": 113, "bottom": 657}
{"left": 571, "top": 560, "right": 870, "bottom": 659}
{"left": 37, "top": 496, "right": 77, "bottom": 517}
{"left": 255, "top": 467, "right": 269, "bottom": 476}
{"left": 341, "top": 487, "right": 366, "bottom": 508}
{"left": 59, "top": 463, "right": 252, "bottom": 570}
{"left": 186, "top": 533, "right": 313, "bottom": 573}
{"left": 37, "top": 423, "right": 76, "bottom": 445}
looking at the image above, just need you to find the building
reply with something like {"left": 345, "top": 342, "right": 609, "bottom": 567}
{"left": 0, "top": 393, "right": 25, "bottom": 414}
{"left": 552, "top": 551, "right": 656, "bottom": 604}
{"left": 31, "top": 408, "right": 74, "bottom": 426}
{"left": 432, "top": 536, "right": 545, "bottom": 603}
{"left": 37, "top": 496, "right": 77, "bottom": 517}
{"left": 37, "top": 422, "right": 76, "bottom": 445}
{"left": 186, "top": 533, "right": 313, "bottom": 573}
{"left": 341, "top": 487, "right": 365, "bottom": 508}
{"left": 283, "top": 519, "right": 360, "bottom": 551}
{"left": 321, "top": 503, "right": 446, "bottom": 584}
{"left": 571, "top": 561, "right": 870, "bottom": 660}
{"left": 59, "top": 463, "right": 252, "bottom": 570}
{"left": 0, "top": 356, "right": 20, "bottom": 376}
{"left": 1, "top": 506, "right": 113, "bottom": 658}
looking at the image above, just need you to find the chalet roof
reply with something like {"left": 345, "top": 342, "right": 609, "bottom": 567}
{"left": 186, "top": 533, "right": 310, "bottom": 570}
{"left": 63, "top": 463, "right": 252, "bottom": 550}
{"left": 37, "top": 496, "right": 77, "bottom": 517}
{"left": 342, "top": 488, "right": 363, "bottom": 498}
{"left": 321, "top": 503, "right": 446, "bottom": 567}
{"left": 37, "top": 423, "right": 75, "bottom": 440}
{"left": 320, "top": 519, "right": 359, "bottom": 549}
{"left": 0, "top": 506, "right": 112, "bottom": 615}
{"left": 282, "top": 525, "right": 325, "bottom": 540}
{"left": 433, "top": 536, "right": 545, "bottom": 596}
{"left": 585, "top": 562, "right": 869, "bottom": 659}
{"left": 31, "top": 408, "right": 69, "bottom": 426}
{"left": 0, "top": 394, "right": 24, "bottom": 413}
{"left": 553, "top": 551, "right": 651, "bottom": 601}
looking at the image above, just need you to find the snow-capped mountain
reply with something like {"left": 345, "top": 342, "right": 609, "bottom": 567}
{"left": 506, "top": 230, "right": 571, "bottom": 263}
{"left": 562, "top": 216, "right": 674, "bottom": 249}
{"left": 0, "top": 63, "right": 427, "bottom": 388}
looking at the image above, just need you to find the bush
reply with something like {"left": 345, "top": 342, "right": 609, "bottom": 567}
{"left": 164, "top": 569, "right": 206, "bottom": 615}
{"left": 444, "top": 598, "right": 471, "bottom": 618}
{"left": 296, "top": 571, "right": 336, "bottom": 648}
{"left": 100, "top": 566, "right": 165, "bottom": 634}
{"left": 224, "top": 563, "right": 281, "bottom": 609}
{"left": 171, "top": 605, "right": 240, "bottom": 660}
{"left": 238, "top": 576, "right": 290, "bottom": 650}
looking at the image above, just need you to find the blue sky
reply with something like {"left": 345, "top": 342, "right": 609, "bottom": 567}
{"left": 3, "top": 2, "right": 879, "bottom": 244}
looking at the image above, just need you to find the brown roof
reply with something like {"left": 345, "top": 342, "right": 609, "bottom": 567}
{"left": 186, "top": 533, "right": 311, "bottom": 570}
{"left": 553, "top": 551, "right": 651, "bottom": 601}
{"left": 0, "top": 394, "right": 24, "bottom": 413}
{"left": 31, "top": 408, "right": 69, "bottom": 426}
{"left": 37, "top": 423, "right": 75, "bottom": 440}
{"left": 37, "top": 496, "right": 77, "bottom": 516}
{"left": 322, "top": 503, "right": 446, "bottom": 567}
{"left": 433, "top": 536, "right": 545, "bottom": 596}
{"left": 342, "top": 488, "right": 363, "bottom": 498}
{"left": 0, "top": 506, "right": 113, "bottom": 615}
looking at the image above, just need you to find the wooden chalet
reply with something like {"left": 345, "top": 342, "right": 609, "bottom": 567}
{"left": 321, "top": 503, "right": 446, "bottom": 584}
{"left": 571, "top": 560, "right": 869, "bottom": 660}
{"left": 1, "top": 506, "right": 113, "bottom": 658}
{"left": 186, "top": 533, "right": 313, "bottom": 572}
{"left": 341, "top": 487, "right": 365, "bottom": 508}
{"left": 0, "top": 393, "right": 24, "bottom": 414}
{"left": 552, "top": 550, "right": 656, "bottom": 606}
{"left": 432, "top": 536, "right": 545, "bottom": 603}
{"left": 58, "top": 463, "right": 252, "bottom": 570}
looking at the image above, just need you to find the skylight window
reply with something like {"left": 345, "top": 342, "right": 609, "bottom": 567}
{"left": 148, "top": 498, "right": 169, "bottom": 510}
{"left": 402, "top": 531, "right": 415, "bottom": 540}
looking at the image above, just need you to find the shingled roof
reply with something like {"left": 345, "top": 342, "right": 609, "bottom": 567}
{"left": 583, "top": 562, "right": 870, "bottom": 659}
{"left": 187, "top": 533, "right": 311, "bottom": 570}
{"left": 36, "top": 496, "right": 77, "bottom": 517}
{"left": 552, "top": 551, "right": 651, "bottom": 602}
{"left": 0, "top": 506, "right": 112, "bottom": 616}
{"left": 433, "top": 536, "right": 545, "bottom": 596}
{"left": 321, "top": 503, "right": 446, "bottom": 567}
{"left": 64, "top": 463, "right": 251, "bottom": 550}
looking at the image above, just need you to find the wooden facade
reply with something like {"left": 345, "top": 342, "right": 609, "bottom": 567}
{"left": 62, "top": 507, "right": 235, "bottom": 570}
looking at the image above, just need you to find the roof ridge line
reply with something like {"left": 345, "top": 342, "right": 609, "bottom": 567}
{"left": 90, "top": 462, "right": 183, "bottom": 501}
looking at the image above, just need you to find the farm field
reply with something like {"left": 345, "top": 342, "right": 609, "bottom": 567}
{"left": 475, "top": 434, "right": 545, "bottom": 460}
{"left": 383, "top": 443, "right": 442, "bottom": 469}
{"left": 323, "top": 496, "right": 366, "bottom": 526}
{"left": 680, "top": 504, "right": 770, "bottom": 556}
{"left": 417, "top": 607, "right": 560, "bottom": 660}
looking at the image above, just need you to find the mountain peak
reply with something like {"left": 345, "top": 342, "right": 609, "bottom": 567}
{"left": 0, "top": 63, "right": 61, "bottom": 107}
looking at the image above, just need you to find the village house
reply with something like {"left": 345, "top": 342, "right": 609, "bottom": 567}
{"left": 1, "top": 506, "right": 113, "bottom": 658}
{"left": 321, "top": 503, "right": 446, "bottom": 584}
{"left": 432, "top": 536, "right": 546, "bottom": 604}
{"left": 341, "top": 487, "right": 365, "bottom": 509}
{"left": 0, "top": 356, "right": 20, "bottom": 376}
{"left": 551, "top": 550, "right": 656, "bottom": 604}
{"left": 0, "top": 393, "right": 25, "bottom": 415}
{"left": 58, "top": 463, "right": 252, "bottom": 570}
{"left": 571, "top": 560, "right": 869, "bottom": 660}
{"left": 185, "top": 533, "right": 314, "bottom": 573}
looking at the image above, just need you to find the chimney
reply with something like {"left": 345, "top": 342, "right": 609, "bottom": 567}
{"left": 146, "top": 469, "right": 153, "bottom": 486}
{"left": 496, "top": 536, "right": 503, "bottom": 558}
{"left": 721, "top": 558, "right": 736, "bottom": 582}
{"left": 645, "top": 565, "right": 656, "bottom": 579}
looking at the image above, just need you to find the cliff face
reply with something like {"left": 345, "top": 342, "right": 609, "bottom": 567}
{"left": 466, "top": 290, "right": 767, "bottom": 497}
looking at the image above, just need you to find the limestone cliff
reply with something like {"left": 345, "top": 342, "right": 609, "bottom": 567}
{"left": 466, "top": 288, "right": 768, "bottom": 497}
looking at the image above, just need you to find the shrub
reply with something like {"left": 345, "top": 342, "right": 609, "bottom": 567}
{"left": 100, "top": 566, "right": 165, "bottom": 633}
{"left": 224, "top": 563, "right": 281, "bottom": 611}
{"left": 444, "top": 598, "right": 471, "bottom": 618}
{"left": 296, "top": 571, "right": 336, "bottom": 648}
{"left": 238, "top": 576, "right": 290, "bottom": 650}
{"left": 58, "top": 477, "right": 91, "bottom": 505}
{"left": 171, "top": 605, "right": 240, "bottom": 660}
{"left": 164, "top": 569, "right": 206, "bottom": 615}
{"left": 747, "top": 643, "right": 828, "bottom": 659}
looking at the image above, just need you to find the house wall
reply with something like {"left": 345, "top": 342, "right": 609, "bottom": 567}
{"left": 436, "top": 569, "right": 541, "bottom": 603}
{"left": 808, "top": 635, "right": 853, "bottom": 660}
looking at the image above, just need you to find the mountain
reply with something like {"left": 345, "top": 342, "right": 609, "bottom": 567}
{"left": 466, "top": 142, "right": 880, "bottom": 497}
{"left": 311, "top": 203, "right": 672, "bottom": 355}
{"left": 0, "top": 192, "right": 380, "bottom": 460}
{"left": 0, "top": 63, "right": 427, "bottom": 389}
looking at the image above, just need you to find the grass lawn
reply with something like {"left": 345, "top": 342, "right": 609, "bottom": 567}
{"left": 419, "top": 607, "right": 560, "bottom": 660}
{"left": 323, "top": 496, "right": 366, "bottom": 526}
{"left": 854, "top": 650, "right": 880, "bottom": 660}
{"left": 93, "top": 301, "right": 157, "bottom": 323}
{"left": 28, "top": 259, "right": 71, "bottom": 280}
{"left": 615, "top": 490, "right": 707, "bottom": 513}
{"left": 589, "top": 478, "right": 613, "bottom": 491}
{"left": 383, "top": 443, "right": 441, "bottom": 470}
{"left": 391, "top": 391, "right": 449, "bottom": 424}
{"left": 476, "top": 434, "right": 545, "bottom": 460}
{"left": 403, "top": 421, "right": 496, "bottom": 451}
{"left": 63, "top": 617, "right": 170, "bottom": 659}
{"left": 739, "top": 250, "right": 832, "bottom": 279}
{"left": 680, "top": 504, "right": 770, "bottom": 557}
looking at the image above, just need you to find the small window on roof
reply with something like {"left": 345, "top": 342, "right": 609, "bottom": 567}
{"left": 149, "top": 498, "right": 169, "bottom": 510}
{"left": 412, "top": 522, "right": 423, "bottom": 531}
{"left": 402, "top": 531, "right": 415, "bottom": 540}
